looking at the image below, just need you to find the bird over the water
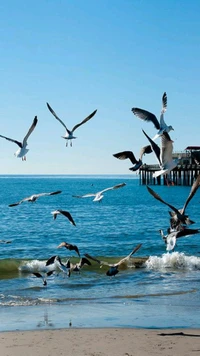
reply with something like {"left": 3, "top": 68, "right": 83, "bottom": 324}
{"left": 131, "top": 92, "right": 174, "bottom": 141}
{"left": 46, "top": 102, "right": 97, "bottom": 146}
{"left": 0, "top": 116, "right": 38, "bottom": 160}
{"left": 51, "top": 210, "right": 76, "bottom": 226}
{"left": 57, "top": 241, "right": 80, "bottom": 257}
{"left": 113, "top": 145, "right": 152, "bottom": 172}
{"left": 85, "top": 243, "right": 142, "bottom": 276}
{"left": 9, "top": 190, "right": 62, "bottom": 207}
{"left": 73, "top": 182, "right": 126, "bottom": 202}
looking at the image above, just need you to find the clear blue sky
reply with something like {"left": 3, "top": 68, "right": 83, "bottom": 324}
{"left": 0, "top": 0, "right": 200, "bottom": 175}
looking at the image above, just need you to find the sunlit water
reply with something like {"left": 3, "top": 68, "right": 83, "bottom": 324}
{"left": 0, "top": 175, "right": 200, "bottom": 331}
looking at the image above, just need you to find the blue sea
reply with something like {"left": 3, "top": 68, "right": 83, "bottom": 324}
{"left": 0, "top": 175, "right": 200, "bottom": 332}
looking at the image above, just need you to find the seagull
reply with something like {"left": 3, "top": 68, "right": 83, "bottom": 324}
{"left": 143, "top": 130, "right": 178, "bottom": 179}
{"left": 147, "top": 176, "right": 200, "bottom": 227}
{"left": 46, "top": 103, "right": 97, "bottom": 146}
{"left": 131, "top": 92, "right": 174, "bottom": 140}
{"left": 113, "top": 145, "right": 152, "bottom": 172}
{"left": 68, "top": 257, "right": 92, "bottom": 274}
{"left": 85, "top": 243, "right": 142, "bottom": 276}
{"left": 73, "top": 182, "right": 126, "bottom": 202}
{"left": 159, "top": 228, "right": 200, "bottom": 251}
{"left": 57, "top": 241, "right": 80, "bottom": 257}
{"left": 32, "top": 271, "right": 54, "bottom": 286}
{"left": 0, "top": 116, "right": 38, "bottom": 160}
{"left": 51, "top": 210, "right": 76, "bottom": 226}
{"left": 9, "top": 190, "right": 62, "bottom": 207}
{"left": 46, "top": 255, "right": 71, "bottom": 276}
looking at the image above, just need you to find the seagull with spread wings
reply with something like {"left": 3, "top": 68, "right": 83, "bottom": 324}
{"left": 159, "top": 227, "right": 200, "bottom": 251}
{"left": 51, "top": 210, "right": 76, "bottom": 226}
{"left": 131, "top": 92, "right": 174, "bottom": 140}
{"left": 73, "top": 182, "right": 126, "bottom": 202}
{"left": 9, "top": 190, "right": 62, "bottom": 207}
{"left": 57, "top": 241, "right": 80, "bottom": 257}
{"left": 85, "top": 243, "right": 142, "bottom": 276}
{"left": 147, "top": 175, "right": 200, "bottom": 227}
{"left": 0, "top": 116, "right": 38, "bottom": 160}
{"left": 46, "top": 103, "right": 97, "bottom": 146}
{"left": 113, "top": 145, "right": 152, "bottom": 172}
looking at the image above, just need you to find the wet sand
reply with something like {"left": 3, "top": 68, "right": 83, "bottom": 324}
{"left": 1, "top": 328, "right": 200, "bottom": 356}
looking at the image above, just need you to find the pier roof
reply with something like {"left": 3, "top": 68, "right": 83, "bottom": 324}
{"left": 185, "top": 146, "right": 200, "bottom": 151}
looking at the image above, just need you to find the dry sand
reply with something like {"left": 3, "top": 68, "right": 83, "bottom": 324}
{"left": 0, "top": 328, "right": 200, "bottom": 356}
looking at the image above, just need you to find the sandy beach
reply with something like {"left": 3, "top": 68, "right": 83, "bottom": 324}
{"left": 1, "top": 328, "right": 200, "bottom": 356}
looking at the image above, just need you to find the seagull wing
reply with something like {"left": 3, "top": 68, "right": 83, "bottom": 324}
{"left": 116, "top": 243, "right": 142, "bottom": 266}
{"left": 142, "top": 130, "right": 161, "bottom": 165}
{"left": 113, "top": 151, "right": 138, "bottom": 164}
{"left": 146, "top": 186, "right": 180, "bottom": 215}
{"left": 84, "top": 253, "right": 110, "bottom": 266}
{"left": 182, "top": 174, "right": 200, "bottom": 214}
{"left": 79, "top": 257, "right": 92, "bottom": 268}
{"left": 8, "top": 195, "right": 31, "bottom": 207}
{"left": 46, "top": 103, "right": 70, "bottom": 133}
{"left": 34, "top": 190, "right": 62, "bottom": 198}
{"left": 72, "top": 193, "right": 96, "bottom": 198}
{"left": 22, "top": 116, "right": 38, "bottom": 145}
{"left": 139, "top": 145, "right": 152, "bottom": 160}
{"left": 100, "top": 183, "right": 126, "bottom": 194}
{"left": 58, "top": 210, "right": 76, "bottom": 226}
{"left": 71, "top": 109, "right": 97, "bottom": 133}
{"left": 161, "top": 92, "right": 167, "bottom": 113}
{"left": 131, "top": 108, "right": 160, "bottom": 130}
{"left": 0, "top": 134, "right": 22, "bottom": 148}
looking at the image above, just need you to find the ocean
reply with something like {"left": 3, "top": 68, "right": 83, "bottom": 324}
{"left": 0, "top": 175, "right": 200, "bottom": 331}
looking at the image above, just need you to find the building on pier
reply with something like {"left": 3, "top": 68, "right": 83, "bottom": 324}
{"left": 139, "top": 146, "right": 200, "bottom": 186}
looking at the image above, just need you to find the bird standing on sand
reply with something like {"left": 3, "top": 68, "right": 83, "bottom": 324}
{"left": 132, "top": 92, "right": 174, "bottom": 140}
{"left": 73, "top": 182, "right": 126, "bottom": 202}
{"left": 9, "top": 190, "right": 62, "bottom": 207}
{"left": 51, "top": 210, "right": 76, "bottom": 226}
{"left": 0, "top": 116, "right": 38, "bottom": 160}
{"left": 46, "top": 102, "right": 97, "bottom": 147}
{"left": 85, "top": 243, "right": 142, "bottom": 276}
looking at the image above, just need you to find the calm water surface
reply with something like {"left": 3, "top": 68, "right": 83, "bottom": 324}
{"left": 0, "top": 175, "right": 200, "bottom": 331}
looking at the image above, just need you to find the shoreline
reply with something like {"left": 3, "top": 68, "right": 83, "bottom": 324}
{"left": 1, "top": 328, "right": 200, "bottom": 356}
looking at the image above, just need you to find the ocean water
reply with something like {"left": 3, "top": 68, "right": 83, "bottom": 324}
{"left": 0, "top": 175, "right": 200, "bottom": 331}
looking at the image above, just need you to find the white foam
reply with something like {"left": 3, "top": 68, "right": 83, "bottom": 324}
{"left": 145, "top": 252, "right": 200, "bottom": 270}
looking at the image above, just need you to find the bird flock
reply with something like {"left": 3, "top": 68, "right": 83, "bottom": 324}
{"left": 1, "top": 94, "right": 200, "bottom": 285}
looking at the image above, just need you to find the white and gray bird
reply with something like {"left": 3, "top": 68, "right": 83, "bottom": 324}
{"left": 51, "top": 210, "right": 76, "bottom": 226}
{"left": 46, "top": 103, "right": 97, "bottom": 146}
{"left": 0, "top": 116, "right": 38, "bottom": 160}
{"left": 159, "top": 228, "right": 200, "bottom": 251}
{"left": 131, "top": 92, "right": 174, "bottom": 140}
{"left": 73, "top": 182, "right": 126, "bottom": 202}
{"left": 143, "top": 130, "right": 178, "bottom": 179}
{"left": 9, "top": 190, "right": 62, "bottom": 207}
{"left": 85, "top": 243, "right": 142, "bottom": 276}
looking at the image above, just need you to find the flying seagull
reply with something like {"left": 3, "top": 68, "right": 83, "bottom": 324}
{"left": 113, "top": 145, "right": 152, "bottom": 172}
{"left": 159, "top": 228, "right": 200, "bottom": 251}
{"left": 73, "top": 182, "right": 126, "bottom": 202}
{"left": 9, "top": 190, "right": 62, "bottom": 207}
{"left": 0, "top": 116, "right": 38, "bottom": 160}
{"left": 57, "top": 241, "right": 80, "bottom": 257}
{"left": 67, "top": 257, "right": 92, "bottom": 274}
{"left": 46, "top": 102, "right": 97, "bottom": 146}
{"left": 131, "top": 92, "right": 174, "bottom": 140}
{"left": 46, "top": 255, "right": 71, "bottom": 276}
{"left": 147, "top": 176, "right": 200, "bottom": 227}
{"left": 85, "top": 243, "right": 142, "bottom": 276}
{"left": 143, "top": 130, "right": 178, "bottom": 179}
{"left": 51, "top": 210, "right": 76, "bottom": 226}
{"left": 32, "top": 271, "right": 54, "bottom": 286}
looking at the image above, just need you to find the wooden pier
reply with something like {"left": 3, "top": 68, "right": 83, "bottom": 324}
{"left": 139, "top": 146, "right": 200, "bottom": 186}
